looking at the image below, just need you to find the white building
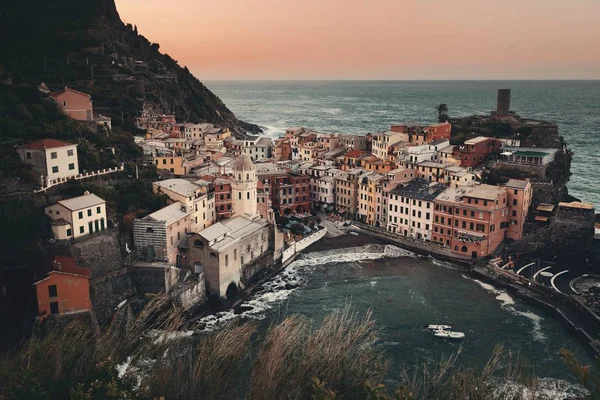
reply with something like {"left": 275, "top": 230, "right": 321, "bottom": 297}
{"left": 16, "top": 139, "right": 79, "bottom": 187}
{"left": 45, "top": 191, "right": 107, "bottom": 240}
{"left": 386, "top": 178, "right": 446, "bottom": 240}
{"left": 231, "top": 154, "right": 258, "bottom": 218}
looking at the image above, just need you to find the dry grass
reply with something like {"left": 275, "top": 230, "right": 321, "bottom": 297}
{"left": 143, "top": 323, "right": 256, "bottom": 400}
{"left": 250, "top": 305, "right": 388, "bottom": 400}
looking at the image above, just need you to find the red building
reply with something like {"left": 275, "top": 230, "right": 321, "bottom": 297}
{"left": 34, "top": 256, "right": 91, "bottom": 319}
{"left": 452, "top": 137, "right": 501, "bottom": 168}
{"left": 214, "top": 177, "right": 233, "bottom": 220}
{"left": 426, "top": 122, "right": 452, "bottom": 141}
{"left": 273, "top": 173, "right": 310, "bottom": 215}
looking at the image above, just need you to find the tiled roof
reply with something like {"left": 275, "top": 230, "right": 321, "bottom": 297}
{"left": 19, "top": 139, "right": 76, "bottom": 151}
{"left": 53, "top": 256, "right": 91, "bottom": 278}
{"left": 57, "top": 193, "right": 105, "bottom": 211}
{"left": 50, "top": 86, "right": 91, "bottom": 98}
{"left": 345, "top": 150, "right": 365, "bottom": 158}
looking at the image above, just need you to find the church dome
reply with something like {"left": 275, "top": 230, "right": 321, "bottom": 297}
{"left": 232, "top": 154, "right": 254, "bottom": 171}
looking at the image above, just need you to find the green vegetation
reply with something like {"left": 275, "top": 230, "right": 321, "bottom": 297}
{"left": 0, "top": 301, "right": 589, "bottom": 400}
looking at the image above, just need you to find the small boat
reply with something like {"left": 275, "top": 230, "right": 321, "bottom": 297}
{"left": 349, "top": 231, "right": 359, "bottom": 236}
{"left": 433, "top": 329, "right": 465, "bottom": 339}
{"left": 424, "top": 324, "right": 451, "bottom": 331}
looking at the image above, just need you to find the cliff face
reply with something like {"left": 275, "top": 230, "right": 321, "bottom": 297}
{"left": 0, "top": 0, "right": 259, "bottom": 136}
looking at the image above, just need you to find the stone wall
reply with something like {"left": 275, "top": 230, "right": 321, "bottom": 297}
{"left": 130, "top": 263, "right": 169, "bottom": 294}
{"left": 170, "top": 273, "right": 207, "bottom": 311}
{"left": 69, "top": 229, "right": 124, "bottom": 276}
{"left": 281, "top": 227, "right": 327, "bottom": 264}
{"left": 241, "top": 250, "right": 278, "bottom": 288}
{"left": 90, "top": 268, "right": 133, "bottom": 326}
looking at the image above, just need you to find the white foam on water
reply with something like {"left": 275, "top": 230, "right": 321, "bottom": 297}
{"left": 194, "top": 244, "right": 417, "bottom": 332}
{"left": 370, "top": 280, "right": 377, "bottom": 287}
{"left": 468, "top": 278, "right": 546, "bottom": 342}
{"left": 494, "top": 377, "right": 587, "bottom": 400}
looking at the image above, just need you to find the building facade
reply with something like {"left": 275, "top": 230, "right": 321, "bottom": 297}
{"left": 16, "top": 139, "right": 79, "bottom": 186}
{"left": 45, "top": 192, "right": 107, "bottom": 240}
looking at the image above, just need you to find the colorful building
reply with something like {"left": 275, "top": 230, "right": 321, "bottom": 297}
{"left": 50, "top": 87, "right": 94, "bottom": 121}
{"left": 504, "top": 179, "right": 533, "bottom": 241}
{"left": 425, "top": 122, "right": 452, "bottom": 142}
{"left": 452, "top": 137, "right": 501, "bottom": 169}
{"left": 34, "top": 256, "right": 91, "bottom": 319}
{"left": 432, "top": 184, "right": 510, "bottom": 258}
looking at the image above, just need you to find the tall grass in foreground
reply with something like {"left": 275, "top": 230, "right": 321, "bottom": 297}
{"left": 0, "top": 295, "right": 593, "bottom": 399}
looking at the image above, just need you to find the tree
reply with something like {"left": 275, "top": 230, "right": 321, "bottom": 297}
{"left": 435, "top": 103, "right": 448, "bottom": 116}
{"left": 436, "top": 103, "right": 449, "bottom": 123}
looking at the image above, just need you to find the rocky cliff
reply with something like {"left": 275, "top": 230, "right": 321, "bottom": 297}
{"left": 0, "top": 0, "right": 259, "bottom": 136}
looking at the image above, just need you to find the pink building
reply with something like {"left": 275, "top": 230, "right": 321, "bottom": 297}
{"left": 50, "top": 87, "right": 94, "bottom": 121}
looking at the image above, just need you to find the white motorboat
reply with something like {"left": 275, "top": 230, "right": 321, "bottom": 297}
{"left": 424, "top": 324, "right": 451, "bottom": 331}
{"left": 349, "top": 231, "right": 359, "bottom": 236}
{"left": 433, "top": 329, "right": 465, "bottom": 339}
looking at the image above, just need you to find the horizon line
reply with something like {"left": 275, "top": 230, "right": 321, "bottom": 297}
{"left": 203, "top": 78, "right": 600, "bottom": 82}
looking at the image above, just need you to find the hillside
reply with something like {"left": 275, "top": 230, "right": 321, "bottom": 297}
{"left": 0, "top": 0, "right": 259, "bottom": 136}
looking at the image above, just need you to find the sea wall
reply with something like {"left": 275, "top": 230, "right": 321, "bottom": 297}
{"left": 352, "top": 223, "right": 472, "bottom": 264}
{"left": 170, "top": 272, "right": 207, "bottom": 311}
{"left": 282, "top": 227, "right": 327, "bottom": 264}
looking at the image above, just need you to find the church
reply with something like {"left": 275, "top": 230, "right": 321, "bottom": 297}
{"left": 183, "top": 154, "right": 274, "bottom": 299}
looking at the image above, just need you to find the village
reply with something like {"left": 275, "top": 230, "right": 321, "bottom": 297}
{"left": 22, "top": 86, "right": 598, "bottom": 332}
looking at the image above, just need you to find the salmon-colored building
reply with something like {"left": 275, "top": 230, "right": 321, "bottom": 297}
{"left": 273, "top": 138, "right": 292, "bottom": 161}
{"left": 50, "top": 87, "right": 94, "bottom": 121}
{"left": 452, "top": 137, "right": 501, "bottom": 169}
{"left": 34, "top": 256, "right": 91, "bottom": 319}
{"left": 433, "top": 184, "right": 510, "bottom": 259}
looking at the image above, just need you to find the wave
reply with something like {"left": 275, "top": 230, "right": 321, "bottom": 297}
{"left": 468, "top": 277, "right": 547, "bottom": 342}
{"left": 193, "top": 244, "right": 416, "bottom": 332}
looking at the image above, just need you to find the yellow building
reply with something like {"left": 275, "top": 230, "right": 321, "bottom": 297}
{"left": 154, "top": 155, "right": 186, "bottom": 175}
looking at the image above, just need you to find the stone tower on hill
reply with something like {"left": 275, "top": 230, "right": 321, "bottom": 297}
{"left": 496, "top": 89, "right": 511, "bottom": 116}
{"left": 231, "top": 154, "right": 258, "bottom": 218}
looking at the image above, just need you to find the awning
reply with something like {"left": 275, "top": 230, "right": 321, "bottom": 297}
{"left": 535, "top": 216, "right": 549, "bottom": 222}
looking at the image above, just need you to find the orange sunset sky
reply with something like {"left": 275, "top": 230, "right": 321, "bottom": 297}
{"left": 116, "top": 0, "right": 600, "bottom": 80}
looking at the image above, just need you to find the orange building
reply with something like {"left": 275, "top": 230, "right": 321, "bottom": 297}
{"left": 364, "top": 159, "right": 395, "bottom": 173}
{"left": 432, "top": 184, "right": 510, "bottom": 259}
{"left": 504, "top": 179, "right": 532, "bottom": 241}
{"left": 50, "top": 87, "right": 94, "bottom": 121}
{"left": 34, "top": 256, "right": 91, "bottom": 319}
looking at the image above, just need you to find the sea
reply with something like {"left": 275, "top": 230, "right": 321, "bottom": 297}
{"left": 207, "top": 80, "right": 600, "bottom": 209}
{"left": 200, "top": 81, "right": 600, "bottom": 396}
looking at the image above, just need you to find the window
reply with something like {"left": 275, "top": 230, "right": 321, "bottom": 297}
{"left": 48, "top": 285, "right": 58, "bottom": 297}
{"left": 80, "top": 226, "right": 84, "bottom": 234}
{"left": 26, "top": 152, "right": 31, "bottom": 159}
{"left": 512, "top": 210, "right": 517, "bottom": 217}
{"left": 52, "top": 166, "right": 59, "bottom": 173}
{"left": 67, "top": 149, "right": 74, "bottom": 157}
{"left": 87, "top": 209, "right": 92, "bottom": 217}
{"left": 225, "top": 254, "right": 229, "bottom": 267}
{"left": 234, "top": 249, "right": 237, "bottom": 260}
{"left": 66, "top": 228, "right": 72, "bottom": 237}
{"left": 162, "top": 159, "right": 167, "bottom": 165}
{"left": 50, "top": 302, "right": 59, "bottom": 314}
{"left": 50, "top": 152, "right": 57, "bottom": 159}
{"left": 513, "top": 199, "right": 517, "bottom": 206}
{"left": 78, "top": 211, "right": 83, "bottom": 219}
{"left": 68, "top": 163, "right": 75, "bottom": 170}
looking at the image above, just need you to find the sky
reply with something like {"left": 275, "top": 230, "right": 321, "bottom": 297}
{"left": 116, "top": 0, "right": 600, "bottom": 80}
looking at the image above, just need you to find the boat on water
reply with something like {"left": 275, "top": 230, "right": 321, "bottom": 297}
{"left": 349, "top": 231, "right": 359, "bottom": 236}
{"left": 433, "top": 329, "right": 465, "bottom": 339}
{"left": 424, "top": 324, "right": 451, "bottom": 331}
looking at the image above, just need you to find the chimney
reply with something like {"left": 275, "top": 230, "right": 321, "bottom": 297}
{"left": 84, "top": 190, "right": 90, "bottom": 195}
